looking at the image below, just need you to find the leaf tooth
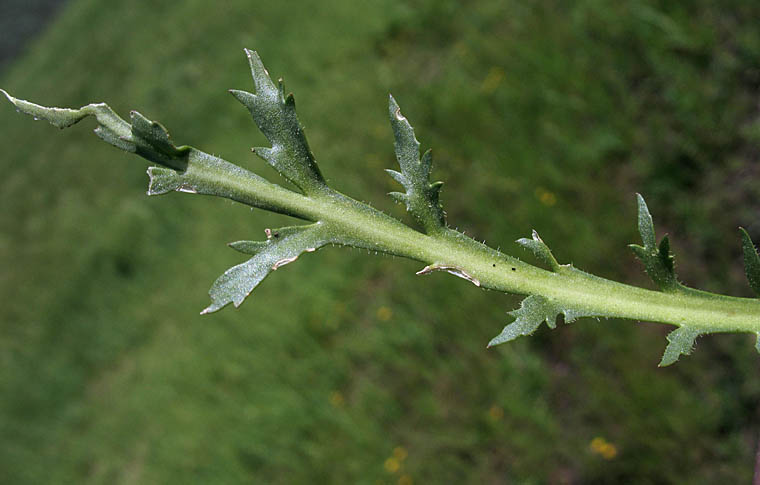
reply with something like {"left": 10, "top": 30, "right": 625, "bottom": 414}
{"left": 628, "top": 243, "right": 647, "bottom": 260}
{"left": 740, "top": 227, "right": 760, "bottom": 296}
{"left": 252, "top": 146, "right": 277, "bottom": 166}
{"left": 389, "top": 192, "right": 408, "bottom": 205}
{"left": 385, "top": 169, "right": 408, "bottom": 186}
{"left": 285, "top": 92, "right": 296, "bottom": 107}
{"left": 277, "top": 78, "right": 287, "bottom": 103}
{"left": 228, "top": 240, "right": 268, "bottom": 255}
{"left": 229, "top": 89, "right": 257, "bottom": 109}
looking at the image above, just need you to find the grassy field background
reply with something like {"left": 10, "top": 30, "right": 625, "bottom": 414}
{"left": 2, "top": 0, "right": 760, "bottom": 483}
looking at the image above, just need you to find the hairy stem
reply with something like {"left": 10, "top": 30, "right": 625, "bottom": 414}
{"left": 195, "top": 161, "right": 760, "bottom": 333}
{"left": 4, "top": 48, "right": 759, "bottom": 365}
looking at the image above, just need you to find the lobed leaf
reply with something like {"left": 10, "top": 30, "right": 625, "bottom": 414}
{"left": 516, "top": 230, "right": 561, "bottom": 271}
{"left": 740, "top": 227, "right": 760, "bottom": 297}
{"left": 659, "top": 326, "right": 701, "bottom": 367}
{"left": 487, "top": 295, "right": 600, "bottom": 347}
{"left": 386, "top": 95, "right": 445, "bottom": 234}
{"left": 1, "top": 89, "right": 198, "bottom": 171}
{"left": 230, "top": 49, "right": 326, "bottom": 195}
{"left": 202, "top": 223, "right": 330, "bottom": 314}
{"left": 3, "top": 88, "right": 134, "bottom": 148}
{"left": 2, "top": 89, "right": 305, "bottom": 216}
{"left": 629, "top": 194, "right": 681, "bottom": 292}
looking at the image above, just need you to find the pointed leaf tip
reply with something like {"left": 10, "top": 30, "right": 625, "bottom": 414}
{"left": 635, "top": 193, "right": 656, "bottom": 248}
{"left": 228, "top": 240, "right": 267, "bottom": 255}
{"left": 740, "top": 227, "right": 760, "bottom": 296}
{"left": 659, "top": 326, "right": 700, "bottom": 366}
{"left": 516, "top": 230, "right": 561, "bottom": 271}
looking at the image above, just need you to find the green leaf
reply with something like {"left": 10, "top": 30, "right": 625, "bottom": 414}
{"left": 2, "top": 88, "right": 135, "bottom": 147}
{"left": 516, "top": 230, "right": 561, "bottom": 271}
{"left": 387, "top": 95, "right": 446, "bottom": 234}
{"left": 487, "top": 295, "right": 599, "bottom": 347}
{"left": 228, "top": 239, "right": 268, "bottom": 255}
{"left": 740, "top": 227, "right": 760, "bottom": 297}
{"left": 202, "top": 223, "right": 329, "bottom": 314}
{"left": 143, "top": 151, "right": 288, "bottom": 215}
{"left": 230, "top": 49, "right": 326, "bottom": 195}
{"left": 629, "top": 194, "right": 681, "bottom": 292}
{"left": 659, "top": 326, "right": 701, "bottom": 366}
{"left": 1, "top": 89, "right": 199, "bottom": 172}
{"left": 2, "top": 89, "right": 312, "bottom": 217}
{"left": 635, "top": 192, "right": 656, "bottom": 248}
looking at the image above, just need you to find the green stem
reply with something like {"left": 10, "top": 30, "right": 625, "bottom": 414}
{"left": 191, "top": 158, "right": 760, "bottom": 334}
{"left": 4, "top": 52, "right": 758, "bottom": 365}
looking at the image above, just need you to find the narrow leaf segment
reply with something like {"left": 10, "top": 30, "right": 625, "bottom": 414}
{"left": 202, "top": 223, "right": 329, "bottom": 314}
{"left": 4, "top": 49, "right": 760, "bottom": 366}
{"left": 387, "top": 95, "right": 446, "bottom": 234}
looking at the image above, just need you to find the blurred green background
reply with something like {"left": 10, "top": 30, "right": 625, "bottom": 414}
{"left": 2, "top": 0, "right": 760, "bottom": 483}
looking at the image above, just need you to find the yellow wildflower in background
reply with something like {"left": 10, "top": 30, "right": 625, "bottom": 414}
{"left": 384, "top": 457, "right": 401, "bottom": 473}
{"left": 535, "top": 187, "right": 557, "bottom": 207}
{"left": 590, "top": 436, "right": 618, "bottom": 460}
{"left": 377, "top": 306, "right": 393, "bottom": 321}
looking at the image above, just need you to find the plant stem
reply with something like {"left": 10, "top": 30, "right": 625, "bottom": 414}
{"left": 193, "top": 157, "right": 760, "bottom": 334}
